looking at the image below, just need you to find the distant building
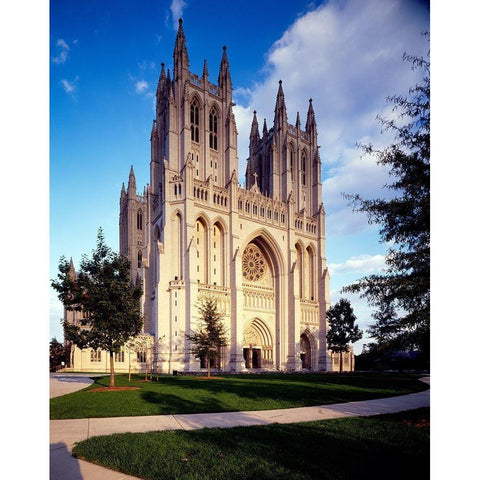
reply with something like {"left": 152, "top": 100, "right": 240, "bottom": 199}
{"left": 66, "top": 20, "right": 355, "bottom": 374}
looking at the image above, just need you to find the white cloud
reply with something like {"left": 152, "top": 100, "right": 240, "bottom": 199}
{"left": 56, "top": 38, "right": 69, "bottom": 50}
{"left": 329, "top": 254, "right": 386, "bottom": 276}
{"left": 60, "top": 77, "right": 77, "bottom": 94}
{"left": 170, "top": 0, "right": 187, "bottom": 26}
{"left": 52, "top": 38, "right": 70, "bottom": 64}
{"left": 135, "top": 80, "right": 149, "bottom": 94}
{"left": 233, "top": 0, "right": 429, "bottom": 236}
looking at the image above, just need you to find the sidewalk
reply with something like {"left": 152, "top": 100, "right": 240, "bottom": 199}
{"left": 50, "top": 376, "right": 430, "bottom": 480}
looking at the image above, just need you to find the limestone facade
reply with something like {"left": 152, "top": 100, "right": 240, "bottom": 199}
{"left": 67, "top": 20, "right": 356, "bottom": 374}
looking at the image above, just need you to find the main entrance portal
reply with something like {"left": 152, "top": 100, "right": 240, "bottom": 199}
{"left": 243, "top": 319, "right": 273, "bottom": 369}
{"left": 243, "top": 347, "right": 262, "bottom": 368}
{"left": 242, "top": 240, "right": 276, "bottom": 369}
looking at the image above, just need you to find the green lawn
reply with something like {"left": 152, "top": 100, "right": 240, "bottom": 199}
{"left": 50, "top": 373, "right": 428, "bottom": 419}
{"left": 72, "top": 407, "right": 430, "bottom": 480}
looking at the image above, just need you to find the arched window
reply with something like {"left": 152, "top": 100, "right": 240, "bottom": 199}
{"left": 306, "top": 246, "right": 315, "bottom": 300}
{"left": 209, "top": 110, "right": 218, "bottom": 150}
{"left": 301, "top": 152, "right": 306, "bottom": 186}
{"left": 195, "top": 218, "right": 208, "bottom": 284}
{"left": 212, "top": 222, "right": 225, "bottom": 286}
{"left": 258, "top": 155, "right": 263, "bottom": 192}
{"left": 295, "top": 243, "right": 304, "bottom": 298}
{"left": 190, "top": 101, "right": 199, "bottom": 143}
{"left": 137, "top": 210, "right": 143, "bottom": 230}
{"left": 289, "top": 146, "right": 294, "bottom": 181}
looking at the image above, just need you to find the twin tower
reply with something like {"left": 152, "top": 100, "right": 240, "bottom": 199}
{"left": 119, "top": 20, "right": 336, "bottom": 373}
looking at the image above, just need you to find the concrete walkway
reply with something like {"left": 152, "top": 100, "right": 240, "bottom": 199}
{"left": 50, "top": 376, "right": 430, "bottom": 480}
{"left": 50, "top": 373, "right": 105, "bottom": 399}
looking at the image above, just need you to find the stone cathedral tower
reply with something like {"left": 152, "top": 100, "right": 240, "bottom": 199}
{"left": 119, "top": 20, "right": 340, "bottom": 373}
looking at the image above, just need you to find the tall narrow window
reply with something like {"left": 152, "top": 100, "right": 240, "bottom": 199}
{"left": 301, "top": 152, "right": 306, "bottom": 186}
{"left": 290, "top": 148, "right": 294, "bottom": 180}
{"left": 137, "top": 251, "right": 142, "bottom": 268}
{"left": 258, "top": 155, "right": 263, "bottom": 192}
{"left": 209, "top": 111, "right": 218, "bottom": 150}
{"left": 190, "top": 101, "right": 199, "bottom": 143}
{"left": 90, "top": 349, "right": 101, "bottom": 362}
{"left": 137, "top": 210, "right": 143, "bottom": 230}
{"left": 115, "top": 348, "right": 125, "bottom": 363}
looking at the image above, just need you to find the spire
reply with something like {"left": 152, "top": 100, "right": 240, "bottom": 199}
{"left": 306, "top": 98, "right": 317, "bottom": 135}
{"left": 275, "top": 80, "right": 285, "bottom": 109}
{"left": 296, "top": 111, "right": 301, "bottom": 128}
{"left": 173, "top": 18, "right": 189, "bottom": 78}
{"left": 67, "top": 258, "right": 76, "bottom": 281}
{"left": 263, "top": 118, "right": 268, "bottom": 138}
{"left": 274, "top": 80, "right": 287, "bottom": 126}
{"left": 218, "top": 45, "right": 232, "bottom": 90}
{"left": 249, "top": 110, "right": 260, "bottom": 145}
{"left": 121, "top": 182, "right": 126, "bottom": 197}
{"left": 128, "top": 165, "right": 136, "bottom": 195}
{"left": 203, "top": 59, "right": 209, "bottom": 79}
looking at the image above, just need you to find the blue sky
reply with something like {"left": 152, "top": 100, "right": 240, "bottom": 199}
{"left": 49, "top": 0, "right": 430, "bottom": 353}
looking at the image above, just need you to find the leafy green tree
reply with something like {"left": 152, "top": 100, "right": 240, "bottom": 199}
{"left": 187, "top": 298, "right": 228, "bottom": 378}
{"left": 326, "top": 299, "right": 363, "bottom": 373}
{"left": 51, "top": 228, "right": 143, "bottom": 387}
{"left": 49, "top": 337, "right": 67, "bottom": 371}
{"left": 343, "top": 46, "right": 430, "bottom": 361}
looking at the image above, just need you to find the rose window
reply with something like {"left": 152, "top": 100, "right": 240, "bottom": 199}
{"left": 242, "top": 244, "right": 266, "bottom": 282}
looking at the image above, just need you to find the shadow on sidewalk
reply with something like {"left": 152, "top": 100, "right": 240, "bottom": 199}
{"left": 50, "top": 442, "right": 83, "bottom": 480}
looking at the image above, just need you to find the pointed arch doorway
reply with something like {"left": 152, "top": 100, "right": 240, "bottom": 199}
{"left": 243, "top": 318, "right": 273, "bottom": 369}
{"left": 300, "top": 333, "right": 312, "bottom": 370}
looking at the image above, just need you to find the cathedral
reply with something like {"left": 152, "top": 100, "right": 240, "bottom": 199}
{"left": 68, "top": 20, "right": 356, "bottom": 374}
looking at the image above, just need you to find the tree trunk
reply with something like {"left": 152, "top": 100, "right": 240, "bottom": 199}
{"left": 145, "top": 348, "right": 148, "bottom": 381}
{"left": 128, "top": 349, "right": 131, "bottom": 382}
{"left": 109, "top": 351, "right": 115, "bottom": 387}
{"left": 207, "top": 352, "right": 211, "bottom": 378}
{"left": 339, "top": 351, "right": 343, "bottom": 374}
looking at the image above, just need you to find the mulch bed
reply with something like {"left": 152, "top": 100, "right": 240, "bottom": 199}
{"left": 195, "top": 376, "right": 227, "bottom": 380}
{"left": 87, "top": 387, "right": 140, "bottom": 392}
{"left": 403, "top": 418, "right": 430, "bottom": 429}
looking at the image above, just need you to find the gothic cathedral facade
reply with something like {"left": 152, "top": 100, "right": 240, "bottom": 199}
{"left": 119, "top": 20, "right": 340, "bottom": 373}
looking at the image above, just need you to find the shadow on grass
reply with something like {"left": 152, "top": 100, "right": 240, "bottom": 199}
{"left": 51, "top": 373, "right": 429, "bottom": 419}
{"left": 73, "top": 409, "right": 430, "bottom": 480}
{"left": 150, "top": 373, "right": 428, "bottom": 407}
{"left": 140, "top": 390, "right": 225, "bottom": 414}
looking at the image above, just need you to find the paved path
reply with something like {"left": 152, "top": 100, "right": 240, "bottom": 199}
{"left": 50, "top": 373, "right": 106, "bottom": 399}
{"left": 50, "top": 376, "right": 430, "bottom": 480}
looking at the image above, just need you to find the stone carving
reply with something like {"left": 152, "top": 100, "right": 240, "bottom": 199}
{"left": 243, "top": 326, "right": 260, "bottom": 346}
{"left": 242, "top": 244, "right": 266, "bottom": 282}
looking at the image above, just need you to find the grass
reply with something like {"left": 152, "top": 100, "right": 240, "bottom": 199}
{"left": 72, "top": 407, "right": 429, "bottom": 480}
{"left": 50, "top": 373, "right": 428, "bottom": 419}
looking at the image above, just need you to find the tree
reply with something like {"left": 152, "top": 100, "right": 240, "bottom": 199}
{"left": 343, "top": 45, "right": 430, "bottom": 361}
{"left": 326, "top": 299, "right": 363, "bottom": 373}
{"left": 127, "top": 333, "right": 155, "bottom": 381}
{"left": 49, "top": 337, "right": 67, "bottom": 372}
{"left": 51, "top": 228, "right": 144, "bottom": 387}
{"left": 186, "top": 298, "right": 228, "bottom": 378}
